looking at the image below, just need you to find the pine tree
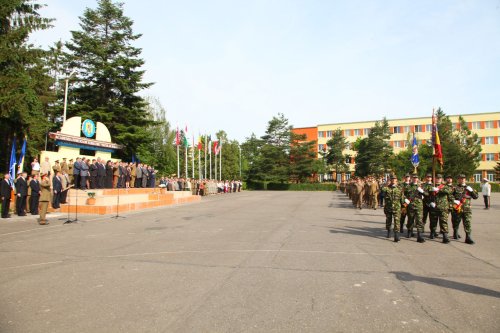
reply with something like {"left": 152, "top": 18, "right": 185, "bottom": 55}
{"left": 323, "top": 128, "right": 349, "bottom": 179}
{"left": 0, "top": 0, "right": 54, "bottom": 170}
{"left": 64, "top": 0, "right": 154, "bottom": 159}
{"left": 355, "top": 118, "right": 393, "bottom": 177}
{"left": 290, "top": 132, "right": 319, "bottom": 183}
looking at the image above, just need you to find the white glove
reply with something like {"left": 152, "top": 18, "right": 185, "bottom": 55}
{"left": 404, "top": 199, "right": 410, "bottom": 205}
{"left": 466, "top": 186, "right": 473, "bottom": 192}
{"left": 432, "top": 187, "right": 439, "bottom": 192}
{"left": 453, "top": 200, "right": 460, "bottom": 205}
{"left": 430, "top": 202, "right": 436, "bottom": 208}
{"left": 417, "top": 187, "right": 424, "bottom": 194}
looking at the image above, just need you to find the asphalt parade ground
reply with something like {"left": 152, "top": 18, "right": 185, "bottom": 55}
{"left": 0, "top": 191, "right": 499, "bottom": 333}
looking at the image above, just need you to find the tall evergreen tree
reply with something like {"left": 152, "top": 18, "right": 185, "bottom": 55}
{"left": 64, "top": 0, "right": 154, "bottom": 159}
{"left": 0, "top": 0, "right": 53, "bottom": 169}
{"left": 355, "top": 118, "right": 393, "bottom": 177}
{"left": 290, "top": 133, "right": 320, "bottom": 183}
{"left": 323, "top": 128, "right": 349, "bottom": 179}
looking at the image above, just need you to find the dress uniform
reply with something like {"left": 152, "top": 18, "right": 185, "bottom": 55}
{"left": 399, "top": 174, "right": 411, "bottom": 232}
{"left": 428, "top": 174, "right": 452, "bottom": 243}
{"left": 39, "top": 174, "right": 51, "bottom": 224}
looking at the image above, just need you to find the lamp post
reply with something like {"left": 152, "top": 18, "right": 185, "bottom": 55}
{"left": 63, "top": 69, "right": 77, "bottom": 123}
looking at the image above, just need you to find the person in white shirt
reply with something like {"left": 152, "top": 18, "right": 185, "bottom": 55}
{"left": 31, "top": 158, "right": 40, "bottom": 176}
{"left": 481, "top": 178, "right": 491, "bottom": 209}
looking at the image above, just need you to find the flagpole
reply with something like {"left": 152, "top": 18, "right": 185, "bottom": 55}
{"left": 219, "top": 140, "right": 222, "bottom": 181}
{"left": 214, "top": 144, "right": 218, "bottom": 181}
{"left": 177, "top": 145, "right": 179, "bottom": 177}
{"left": 209, "top": 140, "right": 212, "bottom": 180}
{"left": 432, "top": 108, "right": 436, "bottom": 187}
{"left": 204, "top": 135, "right": 207, "bottom": 179}
{"left": 192, "top": 137, "right": 195, "bottom": 179}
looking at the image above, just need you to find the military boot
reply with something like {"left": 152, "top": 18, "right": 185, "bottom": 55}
{"left": 465, "top": 233, "right": 475, "bottom": 245}
{"left": 386, "top": 230, "right": 391, "bottom": 238}
{"left": 417, "top": 232, "right": 426, "bottom": 243}
{"left": 400, "top": 221, "right": 404, "bottom": 233}
{"left": 429, "top": 230, "right": 435, "bottom": 239}
{"left": 453, "top": 228, "right": 461, "bottom": 239}
{"left": 442, "top": 232, "right": 450, "bottom": 244}
{"left": 394, "top": 231, "right": 400, "bottom": 242}
{"left": 407, "top": 229, "right": 411, "bottom": 238}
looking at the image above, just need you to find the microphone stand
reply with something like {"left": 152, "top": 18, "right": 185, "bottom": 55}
{"left": 111, "top": 181, "right": 125, "bottom": 220}
{"left": 63, "top": 186, "right": 77, "bottom": 224}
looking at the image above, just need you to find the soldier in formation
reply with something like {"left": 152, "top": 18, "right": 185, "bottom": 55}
{"left": 381, "top": 174, "right": 404, "bottom": 242}
{"left": 451, "top": 174, "right": 479, "bottom": 244}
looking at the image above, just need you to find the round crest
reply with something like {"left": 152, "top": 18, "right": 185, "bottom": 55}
{"left": 82, "top": 119, "right": 96, "bottom": 138}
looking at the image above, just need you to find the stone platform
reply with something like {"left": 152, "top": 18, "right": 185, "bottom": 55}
{"left": 59, "top": 188, "right": 200, "bottom": 215}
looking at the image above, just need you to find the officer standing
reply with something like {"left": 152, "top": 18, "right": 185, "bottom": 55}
{"left": 405, "top": 173, "right": 426, "bottom": 243}
{"left": 452, "top": 174, "right": 479, "bottom": 244}
{"left": 15, "top": 171, "right": 28, "bottom": 216}
{"left": 1, "top": 173, "right": 13, "bottom": 218}
{"left": 38, "top": 173, "right": 51, "bottom": 225}
{"left": 382, "top": 174, "right": 405, "bottom": 242}
{"left": 428, "top": 174, "right": 452, "bottom": 243}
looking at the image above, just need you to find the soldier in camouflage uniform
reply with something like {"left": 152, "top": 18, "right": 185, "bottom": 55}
{"left": 399, "top": 174, "right": 411, "bottom": 233}
{"left": 421, "top": 173, "right": 434, "bottom": 231}
{"left": 428, "top": 174, "right": 452, "bottom": 243}
{"left": 452, "top": 174, "right": 479, "bottom": 244}
{"left": 446, "top": 175, "right": 461, "bottom": 239}
{"left": 382, "top": 175, "right": 405, "bottom": 242}
{"left": 404, "top": 174, "right": 426, "bottom": 243}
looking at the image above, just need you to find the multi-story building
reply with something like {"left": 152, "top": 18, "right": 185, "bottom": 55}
{"left": 293, "top": 112, "right": 500, "bottom": 182}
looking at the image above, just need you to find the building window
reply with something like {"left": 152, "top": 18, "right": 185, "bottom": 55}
{"left": 318, "top": 131, "right": 324, "bottom": 138}
{"left": 487, "top": 172, "right": 495, "bottom": 182}
{"left": 318, "top": 144, "right": 324, "bottom": 151}
{"left": 474, "top": 173, "right": 481, "bottom": 182}
{"left": 364, "top": 128, "right": 370, "bottom": 135}
{"left": 401, "top": 141, "right": 407, "bottom": 148}
{"left": 327, "top": 130, "right": 333, "bottom": 138}
{"left": 425, "top": 124, "right": 432, "bottom": 132}
{"left": 404, "top": 126, "right": 410, "bottom": 133}
{"left": 393, "top": 126, "right": 401, "bottom": 134}
{"left": 472, "top": 121, "right": 480, "bottom": 130}
{"left": 452, "top": 122, "right": 458, "bottom": 129}
{"left": 415, "top": 125, "right": 424, "bottom": 132}
{"left": 485, "top": 136, "right": 494, "bottom": 144}
{"left": 394, "top": 141, "right": 401, "bottom": 148}
{"left": 485, "top": 153, "right": 495, "bottom": 161}
{"left": 346, "top": 156, "right": 351, "bottom": 164}
{"left": 354, "top": 129, "right": 360, "bottom": 136}
{"left": 485, "top": 121, "right": 494, "bottom": 129}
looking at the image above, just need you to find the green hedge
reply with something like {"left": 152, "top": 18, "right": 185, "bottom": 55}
{"left": 245, "top": 181, "right": 337, "bottom": 191}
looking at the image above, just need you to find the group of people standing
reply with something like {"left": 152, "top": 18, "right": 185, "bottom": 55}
{"left": 341, "top": 173, "right": 486, "bottom": 245}
{"left": 158, "top": 177, "right": 243, "bottom": 196}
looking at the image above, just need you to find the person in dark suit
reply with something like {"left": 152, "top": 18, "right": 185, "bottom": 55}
{"left": 89, "top": 159, "right": 98, "bottom": 189}
{"left": 1, "top": 173, "right": 13, "bottom": 218}
{"left": 15, "top": 172, "right": 28, "bottom": 216}
{"left": 52, "top": 171, "right": 63, "bottom": 209}
{"left": 73, "top": 157, "right": 81, "bottom": 188}
{"left": 135, "top": 163, "right": 143, "bottom": 188}
{"left": 97, "top": 157, "right": 106, "bottom": 189}
{"left": 118, "top": 162, "right": 126, "bottom": 188}
{"left": 80, "top": 158, "right": 89, "bottom": 190}
{"left": 105, "top": 160, "right": 113, "bottom": 188}
{"left": 29, "top": 174, "right": 41, "bottom": 215}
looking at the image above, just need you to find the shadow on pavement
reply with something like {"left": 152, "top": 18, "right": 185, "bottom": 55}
{"left": 329, "top": 225, "right": 387, "bottom": 240}
{"left": 391, "top": 271, "right": 500, "bottom": 299}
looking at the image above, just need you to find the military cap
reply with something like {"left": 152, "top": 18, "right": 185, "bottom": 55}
{"left": 69, "top": 159, "right": 73, "bottom": 161}
{"left": 458, "top": 174, "right": 466, "bottom": 178}
{"left": 411, "top": 173, "right": 419, "bottom": 178}
{"left": 62, "top": 157, "right": 66, "bottom": 160}
{"left": 40, "top": 173, "right": 47, "bottom": 177}
{"left": 390, "top": 174, "right": 397, "bottom": 179}
{"left": 425, "top": 173, "right": 432, "bottom": 177}
{"left": 436, "top": 174, "right": 443, "bottom": 178}
{"left": 404, "top": 173, "right": 410, "bottom": 177}
{"left": 445, "top": 175, "right": 452, "bottom": 179}
{"left": 55, "top": 160, "right": 59, "bottom": 163}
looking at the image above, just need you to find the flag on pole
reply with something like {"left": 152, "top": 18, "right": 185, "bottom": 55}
{"left": 175, "top": 126, "right": 180, "bottom": 146}
{"left": 432, "top": 111, "right": 443, "bottom": 167}
{"left": 411, "top": 133, "right": 420, "bottom": 167}
{"left": 182, "top": 125, "right": 189, "bottom": 147}
{"left": 17, "top": 137, "right": 27, "bottom": 173}
{"left": 9, "top": 138, "right": 17, "bottom": 181}
{"left": 197, "top": 136, "right": 202, "bottom": 150}
{"left": 213, "top": 141, "right": 219, "bottom": 155}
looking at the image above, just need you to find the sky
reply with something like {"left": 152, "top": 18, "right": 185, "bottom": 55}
{"left": 30, "top": 0, "right": 500, "bottom": 142}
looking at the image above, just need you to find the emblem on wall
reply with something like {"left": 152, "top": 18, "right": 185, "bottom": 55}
{"left": 82, "top": 119, "right": 96, "bottom": 138}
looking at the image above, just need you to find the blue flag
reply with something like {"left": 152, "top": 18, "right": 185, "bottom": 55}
{"left": 9, "top": 138, "right": 17, "bottom": 181}
{"left": 411, "top": 134, "right": 420, "bottom": 167}
{"left": 17, "top": 137, "right": 27, "bottom": 173}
